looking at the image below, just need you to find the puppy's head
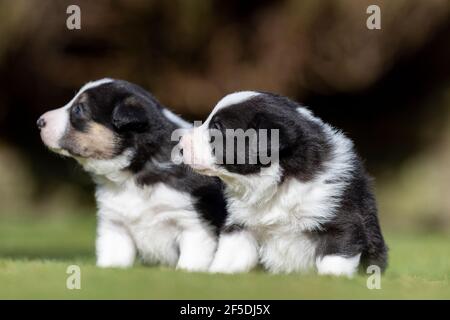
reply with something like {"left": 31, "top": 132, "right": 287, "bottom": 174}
{"left": 38, "top": 79, "right": 168, "bottom": 171}
{"left": 180, "top": 92, "right": 330, "bottom": 181}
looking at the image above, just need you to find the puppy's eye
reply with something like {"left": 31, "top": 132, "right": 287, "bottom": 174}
{"left": 71, "top": 104, "right": 85, "bottom": 118}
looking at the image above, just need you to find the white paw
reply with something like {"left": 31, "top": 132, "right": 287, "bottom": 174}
{"left": 316, "top": 254, "right": 361, "bottom": 277}
{"left": 96, "top": 238, "right": 135, "bottom": 268}
{"left": 209, "top": 231, "right": 258, "bottom": 274}
{"left": 96, "top": 256, "right": 134, "bottom": 268}
{"left": 209, "top": 257, "right": 257, "bottom": 274}
{"left": 176, "top": 230, "right": 216, "bottom": 272}
{"left": 95, "top": 219, "right": 136, "bottom": 269}
{"left": 176, "top": 261, "right": 210, "bottom": 272}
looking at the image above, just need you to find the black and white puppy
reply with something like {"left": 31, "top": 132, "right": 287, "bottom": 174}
{"left": 180, "top": 92, "right": 388, "bottom": 276}
{"left": 38, "top": 79, "right": 228, "bottom": 271}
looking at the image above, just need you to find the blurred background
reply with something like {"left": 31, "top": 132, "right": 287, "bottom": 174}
{"left": 0, "top": 0, "right": 449, "bottom": 235}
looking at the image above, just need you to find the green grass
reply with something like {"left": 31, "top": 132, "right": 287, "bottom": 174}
{"left": 0, "top": 216, "right": 449, "bottom": 299}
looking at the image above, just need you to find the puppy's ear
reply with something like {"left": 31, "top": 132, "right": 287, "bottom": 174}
{"left": 248, "top": 112, "right": 295, "bottom": 153}
{"left": 112, "top": 98, "right": 149, "bottom": 132}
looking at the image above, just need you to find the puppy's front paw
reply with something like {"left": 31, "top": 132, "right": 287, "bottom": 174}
{"left": 95, "top": 219, "right": 136, "bottom": 269}
{"left": 209, "top": 254, "right": 257, "bottom": 274}
{"left": 96, "top": 241, "right": 135, "bottom": 268}
{"left": 96, "top": 255, "right": 134, "bottom": 268}
{"left": 176, "top": 261, "right": 210, "bottom": 273}
{"left": 209, "top": 231, "right": 259, "bottom": 274}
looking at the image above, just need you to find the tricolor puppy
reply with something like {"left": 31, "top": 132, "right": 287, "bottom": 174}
{"left": 38, "top": 78, "right": 228, "bottom": 271}
{"left": 180, "top": 92, "right": 388, "bottom": 276}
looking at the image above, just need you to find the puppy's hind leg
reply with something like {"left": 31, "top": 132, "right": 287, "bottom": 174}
{"left": 316, "top": 254, "right": 361, "bottom": 277}
{"left": 209, "top": 227, "right": 259, "bottom": 274}
{"left": 314, "top": 227, "right": 363, "bottom": 277}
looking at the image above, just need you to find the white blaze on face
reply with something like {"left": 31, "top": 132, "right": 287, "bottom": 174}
{"left": 204, "top": 91, "right": 260, "bottom": 124}
{"left": 39, "top": 104, "right": 71, "bottom": 151}
{"left": 180, "top": 91, "right": 260, "bottom": 174}
{"left": 39, "top": 78, "right": 113, "bottom": 154}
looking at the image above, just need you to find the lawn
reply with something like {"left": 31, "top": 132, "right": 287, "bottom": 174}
{"left": 0, "top": 215, "right": 449, "bottom": 299}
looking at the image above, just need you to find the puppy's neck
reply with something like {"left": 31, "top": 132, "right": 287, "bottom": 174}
{"left": 77, "top": 150, "right": 134, "bottom": 185}
{"left": 221, "top": 163, "right": 282, "bottom": 207}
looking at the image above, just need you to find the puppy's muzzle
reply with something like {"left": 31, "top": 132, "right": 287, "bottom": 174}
{"left": 37, "top": 107, "right": 69, "bottom": 151}
{"left": 180, "top": 128, "right": 216, "bottom": 172}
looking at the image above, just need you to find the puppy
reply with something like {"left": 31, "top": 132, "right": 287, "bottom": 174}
{"left": 38, "top": 78, "right": 228, "bottom": 271}
{"left": 180, "top": 91, "right": 388, "bottom": 276}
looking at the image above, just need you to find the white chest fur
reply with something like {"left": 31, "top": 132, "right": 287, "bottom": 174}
{"left": 227, "top": 175, "right": 344, "bottom": 273}
{"left": 96, "top": 178, "right": 193, "bottom": 222}
{"left": 95, "top": 177, "right": 198, "bottom": 266}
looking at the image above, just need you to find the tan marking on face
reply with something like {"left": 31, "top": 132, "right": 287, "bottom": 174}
{"left": 65, "top": 122, "right": 120, "bottom": 159}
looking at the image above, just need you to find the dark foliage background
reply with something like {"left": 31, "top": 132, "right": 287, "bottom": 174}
{"left": 0, "top": 0, "right": 449, "bottom": 231}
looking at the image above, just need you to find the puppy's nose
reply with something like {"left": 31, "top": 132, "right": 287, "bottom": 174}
{"left": 36, "top": 117, "right": 46, "bottom": 130}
